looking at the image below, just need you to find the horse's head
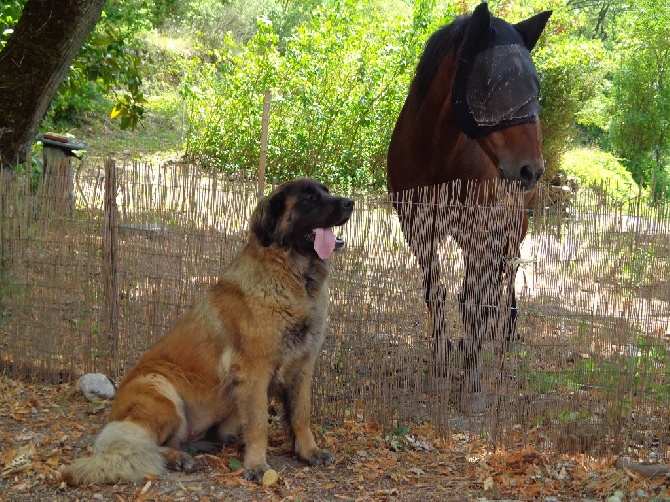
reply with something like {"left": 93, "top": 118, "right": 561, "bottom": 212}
{"left": 452, "top": 3, "right": 552, "bottom": 191}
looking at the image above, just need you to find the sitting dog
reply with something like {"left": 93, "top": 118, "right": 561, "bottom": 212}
{"left": 62, "top": 177, "right": 354, "bottom": 484}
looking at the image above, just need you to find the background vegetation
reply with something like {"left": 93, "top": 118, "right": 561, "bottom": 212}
{"left": 2, "top": 0, "right": 668, "bottom": 199}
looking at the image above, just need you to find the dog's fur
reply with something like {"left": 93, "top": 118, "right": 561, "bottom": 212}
{"left": 62, "top": 178, "right": 354, "bottom": 484}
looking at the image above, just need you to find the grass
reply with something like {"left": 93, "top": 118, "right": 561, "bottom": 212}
{"left": 64, "top": 94, "right": 185, "bottom": 163}
{"left": 517, "top": 338, "right": 670, "bottom": 404}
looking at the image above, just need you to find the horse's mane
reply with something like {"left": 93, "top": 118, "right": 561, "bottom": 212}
{"left": 413, "top": 15, "right": 471, "bottom": 104}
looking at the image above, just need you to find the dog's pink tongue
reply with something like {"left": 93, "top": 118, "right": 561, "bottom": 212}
{"left": 314, "top": 227, "right": 336, "bottom": 260}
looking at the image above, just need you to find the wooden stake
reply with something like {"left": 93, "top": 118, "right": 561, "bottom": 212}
{"left": 103, "top": 158, "right": 120, "bottom": 381}
{"left": 258, "top": 89, "right": 271, "bottom": 198}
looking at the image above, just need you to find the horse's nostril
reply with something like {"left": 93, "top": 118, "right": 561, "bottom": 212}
{"left": 519, "top": 165, "right": 533, "bottom": 186}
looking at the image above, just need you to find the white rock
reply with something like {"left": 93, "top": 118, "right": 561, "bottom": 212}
{"left": 75, "top": 373, "right": 115, "bottom": 401}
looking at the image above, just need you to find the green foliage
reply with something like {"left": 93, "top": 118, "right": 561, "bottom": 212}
{"left": 6, "top": 0, "right": 667, "bottom": 201}
{"left": 517, "top": 336, "right": 670, "bottom": 406}
{"left": 608, "top": 0, "right": 670, "bottom": 201}
{"left": 52, "top": 6, "right": 148, "bottom": 130}
{"left": 181, "top": 0, "right": 620, "bottom": 193}
{"left": 0, "top": 0, "right": 24, "bottom": 49}
{"left": 228, "top": 457, "right": 244, "bottom": 471}
{"left": 560, "top": 147, "right": 646, "bottom": 207}
{"left": 147, "top": 0, "right": 262, "bottom": 49}
{"left": 1, "top": 0, "right": 147, "bottom": 130}
{"left": 104, "top": 0, "right": 154, "bottom": 34}
{"left": 266, "top": 0, "right": 329, "bottom": 43}
{"left": 384, "top": 425, "right": 411, "bottom": 451}
{"left": 184, "top": 0, "right": 449, "bottom": 192}
{"left": 533, "top": 31, "right": 608, "bottom": 179}
{"left": 10, "top": 146, "right": 43, "bottom": 194}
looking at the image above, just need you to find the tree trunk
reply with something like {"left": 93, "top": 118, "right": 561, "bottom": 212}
{"left": 0, "top": 0, "right": 105, "bottom": 167}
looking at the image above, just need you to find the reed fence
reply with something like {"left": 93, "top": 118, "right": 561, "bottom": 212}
{"left": 0, "top": 160, "right": 668, "bottom": 463}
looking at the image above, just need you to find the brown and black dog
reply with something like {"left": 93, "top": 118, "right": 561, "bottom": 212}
{"left": 62, "top": 178, "right": 354, "bottom": 484}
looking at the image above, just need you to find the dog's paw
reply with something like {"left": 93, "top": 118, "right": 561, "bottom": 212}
{"left": 241, "top": 463, "right": 271, "bottom": 482}
{"left": 163, "top": 449, "right": 196, "bottom": 472}
{"left": 300, "top": 448, "right": 336, "bottom": 467}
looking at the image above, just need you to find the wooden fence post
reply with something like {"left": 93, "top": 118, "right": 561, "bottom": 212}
{"left": 103, "top": 158, "right": 120, "bottom": 381}
{"left": 36, "top": 133, "right": 87, "bottom": 221}
{"left": 39, "top": 147, "right": 75, "bottom": 221}
{"left": 258, "top": 89, "right": 271, "bottom": 198}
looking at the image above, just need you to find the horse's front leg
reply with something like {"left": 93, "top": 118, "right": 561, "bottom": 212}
{"left": 399, "top": 202, "right": 452, "bottom": 381}
{"left": 504, "top": 205, "right": 528, "bottom": 345}
{"left": 505, "top": 240, "right": 522, "bottom": 345}
{"left": 459, "top": 240, "right": 521, "bottom": 413}
{"left": 504, "top": 265, "right": 521, "bottom": 348}
{"left": 458, "top": 250, "right": 503, "bottom": 413}
{"left": 458, "top": 278, "right": 485, "bottom": 413}
{"left": 428, "top": 278, "right": 452, "bottom": 379}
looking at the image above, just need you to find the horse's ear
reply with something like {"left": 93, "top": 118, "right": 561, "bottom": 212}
{"left": 250, "top": 193, "right": 283, "bottom": 247}
{"left": 462, "top": 3, "right": 492, "bottom": 58}
{"left": 471, "top": 2, "right": 492, "bottom": 28}
{"left": 514, "top": 10, "right": 552, "bottom": 51}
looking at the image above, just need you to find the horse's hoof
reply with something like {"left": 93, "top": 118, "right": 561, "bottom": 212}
{"left": 460, "top": 391, "right": 487, "bottom": 414}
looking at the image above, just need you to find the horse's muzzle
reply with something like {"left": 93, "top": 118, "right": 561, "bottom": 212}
{"left": 500, "top": 157, "right": 545, "bottom": 191}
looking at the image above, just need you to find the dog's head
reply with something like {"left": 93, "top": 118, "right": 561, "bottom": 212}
{"left": 251, "top": 178, "right": 354, "bottom": 259}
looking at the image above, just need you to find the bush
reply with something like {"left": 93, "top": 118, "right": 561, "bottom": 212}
{"left": 560, "top": 147, "right": 647, "bottom": 207}
{"left": 534, "top": 35, "right": 607, "bottom": 180}
{"left": 183, "top": 0, "right": 449, "bottom": 193}
{"left": 608, "top": 0, "right": 670, "bottom": 202}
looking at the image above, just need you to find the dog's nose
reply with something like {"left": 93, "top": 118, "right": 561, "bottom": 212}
{"left": 341, "top": 198, "right": 354, "bottom": 209}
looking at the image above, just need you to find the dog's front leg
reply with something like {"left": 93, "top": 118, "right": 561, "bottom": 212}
{"left": 286, "top": 363, "right": 336, "bottom": 467}
{"left": 237, "top": 372, "right": 271, "bottom": 481}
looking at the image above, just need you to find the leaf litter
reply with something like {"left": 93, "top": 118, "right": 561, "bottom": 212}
{"left": 1, "top": 375, "right": 669, "bottom": 501}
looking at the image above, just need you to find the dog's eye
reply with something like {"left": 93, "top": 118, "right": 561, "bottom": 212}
{"left": 303, "top": 194, "right": 319, "bottom": 202}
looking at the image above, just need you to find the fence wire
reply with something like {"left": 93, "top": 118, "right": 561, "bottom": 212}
{"left": 0, "top": 161, "right": 668, "bottom": 462}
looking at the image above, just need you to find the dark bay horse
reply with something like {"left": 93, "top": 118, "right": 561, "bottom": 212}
{"left": 387, "top": 3, "right": 551, "bottom": 413}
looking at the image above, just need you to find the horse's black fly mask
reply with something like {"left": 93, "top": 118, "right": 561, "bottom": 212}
{"left": 452, "top": 3, "right": 551, "bottom": 139}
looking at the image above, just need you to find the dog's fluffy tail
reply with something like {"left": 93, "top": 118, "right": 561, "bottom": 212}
{"left": 62, "top": 421, "right": 165, "bottom": 485}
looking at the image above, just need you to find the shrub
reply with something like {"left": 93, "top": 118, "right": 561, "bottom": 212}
{"left": 560, "top": 147, "right": 647, "bottom": 207}
{"left": 534, "top": 35, "right": 607, "bottom": 180}
{"left": 183, "top": 0, "right": 453, "bottom": 193}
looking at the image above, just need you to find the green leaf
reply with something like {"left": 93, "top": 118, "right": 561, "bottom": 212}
{"left": 390, "top": 426, "right": 410, "bottom": 436}
{"left": 229, "top": 457, "right": 244, "bottom": 471}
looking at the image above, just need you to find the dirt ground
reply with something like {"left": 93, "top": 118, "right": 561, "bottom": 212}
{"left": 1, "top": 376, "right": 669, "bottom": 502}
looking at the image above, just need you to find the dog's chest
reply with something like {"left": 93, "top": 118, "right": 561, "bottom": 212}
{"left": 281, "top": 265, "right": 328, "bottom": 346}
{"left": 280, "top": 315, "right": 322, "bottom": 353}
{"left": 272, "top": 309, "right": 327, "bottom": 387}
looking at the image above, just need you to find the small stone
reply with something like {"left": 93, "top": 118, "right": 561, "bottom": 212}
{"left": 606, "top": 491, "right": 624, "bottom": 502}
{"left": 75, "top": 373, "right": 115, "bottom": 401}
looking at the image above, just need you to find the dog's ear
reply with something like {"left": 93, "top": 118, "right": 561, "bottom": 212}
{"left": 250, "top": 193, "right": 284, "bottom": 247}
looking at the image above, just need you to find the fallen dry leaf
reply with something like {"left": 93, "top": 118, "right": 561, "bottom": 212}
{"left": 45, "top": 451, "right": 60, "bottom": 469}
{"left": 1, "top": 442, "right": 36, "bottom": 477}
